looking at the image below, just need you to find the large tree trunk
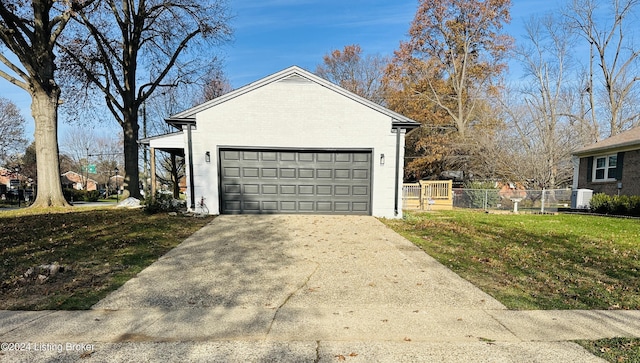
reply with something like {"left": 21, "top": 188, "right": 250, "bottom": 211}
{"left": 30, "top": 88, "right": 69, "bottom": 208}
{"left": 123, "top": 115, "right": 141, "bottom": 199}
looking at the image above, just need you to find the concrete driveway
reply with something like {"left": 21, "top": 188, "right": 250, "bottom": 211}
{"left": 3, "top": 215, "right": 637, "bottom": 362}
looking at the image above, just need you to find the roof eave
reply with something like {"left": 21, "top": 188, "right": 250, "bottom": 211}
{"left": 574, "top": 141, "right": 640, "bottom": 156}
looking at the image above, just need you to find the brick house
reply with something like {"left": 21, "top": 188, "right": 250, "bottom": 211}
{"left": 572, "top": 126, "right": 640, "bottom": 196}
{"left": 61, "top": 171, "right": 98, "bottom": 191}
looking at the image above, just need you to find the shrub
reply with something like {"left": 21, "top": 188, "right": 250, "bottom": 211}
{"left": 589, "top": 193, "right": 611, "bottom": 214}
{"left": 590, "top": 193, "right": 640, "bottom": 216}
{"left": 630, "top": 196, "right": 640, "bottom": 217}
{"left": 143, "top": 193, "right": 186, "bottom": 214}
{"left": 610, "top": 195, "right": 631, "bottom": 215}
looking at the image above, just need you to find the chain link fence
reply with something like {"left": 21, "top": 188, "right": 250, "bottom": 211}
{"left": 452, "top": 188, "right": 573, "bottom": 213}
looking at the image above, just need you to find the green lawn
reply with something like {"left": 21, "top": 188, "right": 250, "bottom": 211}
{"left": 0, "top": 207, "right": 214, "bottom": 310}
{"left": 383, "top": 210, "right": 640, "bottom": 363}
{"left": 383, "top": 210, "right": 639, "bottom": 310}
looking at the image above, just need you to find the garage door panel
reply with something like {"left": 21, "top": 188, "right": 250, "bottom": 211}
{"left": 353, "top": 186, "right": 368, "bottom": 195}
{"left": 353, "top": 153, "right": 370, "bottom": 163}
{"left": 223, "top": 167, "right": 240, "bottom": 178}
{"left": 262, "top": 185, "right": 278, "bottom": 194}
{"left": 353, "top": 169, "right": 368, "bottom": 179}
{"left": 225, "top": 184, "right": 241, "bottom": 194}
{"left": 225, "top": 200, "right": 241, "bottom": 212}
{"left": 299, "top": 201, "right": 315, "bottom": 211}
{"left": 220, "top": 149, "right": 371, "bottom": 214}
{"left": 223, "top": 151, "right": 240, "bottom": 160}
{"left": 262, "top": 168, "right": 278, "bottom": 178}
{"left": 280, "top": 201, "right": 297, "bottom": 211}
{"left": 316, "top": 201, "right": 332, "bottom": 212}
{"left": 334, "top": 202, "right": 351, "bottom": 211}
{"left": 352, "top": 202, "right": 369, "bottom": 212}
{"left": 298, "top": 185, "right": 314, "bottom": 194}
{"left": 262, "top": 201, "right": 278, "bottom": 210}
{"left": 317, "top": 185, "right": 332, "bottom": 195}
{"left": 299, "top": 169, "right": 314, "bottom": 178}
{"left": 245, "top": 201, "right": 260, "bottom": 211}
{"left": 243, "top": 184, "right": 260, "bottom": 194}
{"left": 280, "top": 168, "right": 296, "bottom": 178}
{"left": 243, "top": 151, "right": 259, "bottom": 160}
{"left": 299, "top": 153, "right": 314, "bottom": 162}
{"left": 280, "top": 185, "right": 296, "bottom": 194}
{"left": 243, "top": 168, "right": 259, "bottom": 177}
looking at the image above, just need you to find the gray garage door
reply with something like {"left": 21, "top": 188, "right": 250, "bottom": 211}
{"left": 219, "top": 149, "right": 372, "bottom": 214}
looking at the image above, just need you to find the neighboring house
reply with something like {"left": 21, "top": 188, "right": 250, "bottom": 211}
{"left": 140, "top": 66, "right": 420, "bottom": 218}
{"left": 573, "top": 126, "right": 640, "bottom": 197}
{"left": 497, "top": 182, "right": 527, "bottom": 200}
{"left": 0, "top": 166, "right": 23, "bottom": 195}
{"left": 61, "top": 171, "right": 98, "bottom": 191}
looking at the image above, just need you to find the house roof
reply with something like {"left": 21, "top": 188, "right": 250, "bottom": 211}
{"left": 166, "top": 65, "right": 421, "bottom": 130}
{"left": 574, "top": 126, "right": 640, "bottom": 156}
{"left": 61, "top": 171, "right": 97, "bottom": 185}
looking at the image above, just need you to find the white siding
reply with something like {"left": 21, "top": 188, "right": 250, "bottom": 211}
{"left": 186, "top": 76, "right": 406, "bottom": 218}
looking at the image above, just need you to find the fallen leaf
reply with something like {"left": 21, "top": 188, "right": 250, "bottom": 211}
{"left": 335, "top": 354, "right": 346, "bottom": 361}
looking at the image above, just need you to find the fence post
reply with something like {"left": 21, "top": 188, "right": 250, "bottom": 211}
{"left": 541, "top": 188, "right": 546, "bottom": 213}
{"left": 484, "top": 190, "right": 488, "bottom": 210}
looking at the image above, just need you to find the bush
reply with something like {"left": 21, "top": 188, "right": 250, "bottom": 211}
{"left": 590, "top": 193, "right": 640, "bottom": 216}
{"left": 630, "top": 196, "right": 640, "bottom": 217}
{"left": 143, "top": 193, "right": 186, "bottom": 214}
{"left": 64, "top": 189, "right": 101, "bottom": 203}
{"left": 611, "top": 195, "right": 631, "bottom": 215}
{"left": 589, "top": 193, "right": 611, "bottom": 214}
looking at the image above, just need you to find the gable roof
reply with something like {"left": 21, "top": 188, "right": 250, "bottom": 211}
{"left": 574, "top": 126, "right": 640, "bottom": 156}
{"left": 166, "top": 65, "right": 420, "bottom": 130}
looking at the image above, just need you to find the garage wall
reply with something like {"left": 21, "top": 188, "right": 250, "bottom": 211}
{"left": 187, "top": 75, "right": 406, "bottom": 218}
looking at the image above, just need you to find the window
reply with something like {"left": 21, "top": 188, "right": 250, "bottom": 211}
{"left": 593, "top": 155, "right": 617, "bottom": 181}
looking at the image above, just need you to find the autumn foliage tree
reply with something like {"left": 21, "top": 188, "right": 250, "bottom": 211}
{"left": 385, "top": 0, "right": 512, "bottom": 180}
{"left": 316, "top": 44, "right": 388, "bottom": 105}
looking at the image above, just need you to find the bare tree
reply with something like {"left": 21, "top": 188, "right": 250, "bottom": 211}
{"left": 565, "top": 0, "right": 640, "bottom": 137}
{"left": 58, "top": 0, "right": 232, "bottom": 199}
{"left": 499, "top": 15, "right": 579, "bottom": 188}
{"left": 0, "top": 97, "right": 27, "bottom": 164}
{"left": 0, "top": 0, "right": 93, "bottom": 207}
{"left": 197, "top": 66, "right": 233, "bottom": 104}
{"left": 316, "top": 44, "right": 389, "bottom": 105}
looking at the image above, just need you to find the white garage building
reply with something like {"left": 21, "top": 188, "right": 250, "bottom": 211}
{"left": 141, "top": 66, "right": 419, "bottom": 218}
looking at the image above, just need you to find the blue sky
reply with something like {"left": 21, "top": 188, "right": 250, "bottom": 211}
{"left": 1, "top": 0, "right": 555, "bottom": 140}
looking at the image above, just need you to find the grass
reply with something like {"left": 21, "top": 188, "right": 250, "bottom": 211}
{"left": 384, "top": 210, "right": 640, "bottom": 363}
{"left": 383, "top": 210, "right": 640, "bottom": 310}
{"left": 0, "top": 207, "right": 214, "bottom": 310}
{"left": 576, "top": 338, "right": 640, "bottom": 363}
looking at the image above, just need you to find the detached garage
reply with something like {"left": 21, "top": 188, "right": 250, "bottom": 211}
{"left": 141, "top": 66, "right": 419, "bottom": 218}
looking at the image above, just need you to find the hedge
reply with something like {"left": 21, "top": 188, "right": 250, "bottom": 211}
{"left": 590, "top": 193, "right": 640, "bottom": 217}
